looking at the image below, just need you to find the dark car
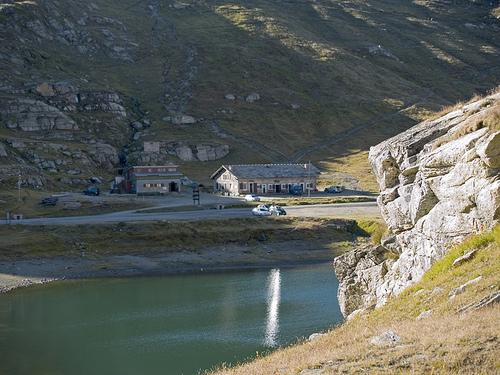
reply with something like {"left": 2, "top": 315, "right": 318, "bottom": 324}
{"left": 83, "top": 186, "right": 100, "bottom": 196}
{"left": 289, "top": 184, "right": 303, "bottom": 195}
{"left": 269, "top": 205, "right": 287, "bottom": 216}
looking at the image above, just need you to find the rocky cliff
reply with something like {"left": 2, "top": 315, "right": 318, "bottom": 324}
{"left": 334, "top": 90, "right": 500, "bottom": 318}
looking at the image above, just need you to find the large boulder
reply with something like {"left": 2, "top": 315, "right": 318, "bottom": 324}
{"left": 87, "top": 143, "right": 120, "bottom": 170}
{"left": 334, "top": 91, "right": 500, "bottom": 318}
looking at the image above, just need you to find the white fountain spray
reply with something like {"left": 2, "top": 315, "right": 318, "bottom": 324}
{"left": 264, "top": 268, "right": 281, "bottom": 347}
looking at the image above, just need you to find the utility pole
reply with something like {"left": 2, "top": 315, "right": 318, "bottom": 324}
{"left": 18, "top": 171, "right": 21, "bottom": 202}
{"left": 308, "top": 161, "right": 311, "bottom": 198}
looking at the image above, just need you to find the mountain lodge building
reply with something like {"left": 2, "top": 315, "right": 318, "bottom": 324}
{"left": 210, "top": 163, "right": 321, "bottom": 195}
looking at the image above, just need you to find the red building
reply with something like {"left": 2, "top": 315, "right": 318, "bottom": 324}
{"left": 113, "top": 165, "right": 183, "bottom": 195}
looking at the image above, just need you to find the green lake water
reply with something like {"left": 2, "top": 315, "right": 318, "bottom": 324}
{"left": 0, "top": 264, "right": 343, "bottom": 374}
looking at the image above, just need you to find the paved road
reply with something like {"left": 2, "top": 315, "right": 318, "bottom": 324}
{"left": 3, "top": 200, "right": 380, "bottom": 225}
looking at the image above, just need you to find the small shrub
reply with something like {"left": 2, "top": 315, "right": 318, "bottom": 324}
{"left": 371, "top": 222, "right": 389, "bottom": 245}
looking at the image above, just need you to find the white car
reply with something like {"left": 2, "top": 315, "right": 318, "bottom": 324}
{"left": 252, "top": 205, "right": 271, "bottom": 216}
{"left": 245, "top": 194, "right": 260, "bottom": 202}
{"left": 325, "top": 185, "right": 342, "bottom": 193}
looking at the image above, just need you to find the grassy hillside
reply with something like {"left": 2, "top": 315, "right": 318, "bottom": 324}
{"left": 0, "top": 0, "right": 500, "bottom": 191}
{"left": 208, "top": 225, "right": 500, "bottom": 374}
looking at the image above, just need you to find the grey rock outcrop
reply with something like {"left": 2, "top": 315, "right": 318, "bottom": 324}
{"left": 370, "top": 330, "right": 404, "bottom": 346}
{"left": 366, "top": 45, "right": 400, "bottom": 62}
{"left": 188, "top": 144, "right": 231, "bottom": 162}
{"left": 128, "top": 142, "right": 231, "bottom": 165}
{"left": 87, "top": 143, "right": 120, "bottom": 170}
{"left": 334, "top": 92, "right": 500, "bottom": 318}
{"left": 1, "top": 99, "right": 78, "bottom": 132}
{"left": 245, "top": 93, "right": 260, "bottom": 103}
{"left": 458, "top": 291, "right": 500, "bottom": 312}
{"left": 168, "top": 143, "right": 231, "bottom": 162}
{"left": 0, "top": 143, "right": 8, "bottom": 157}
{"left": 0, "top": 78, "right": 129, "bottom": 187}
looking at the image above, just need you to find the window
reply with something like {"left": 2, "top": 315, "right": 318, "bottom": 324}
{"left": 239, "top": 182, "right": 247, "bottom": 190}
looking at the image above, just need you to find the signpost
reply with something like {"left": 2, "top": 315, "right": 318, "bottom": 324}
{"left": 189, "top": 182, "right": 201, "bottom": 205}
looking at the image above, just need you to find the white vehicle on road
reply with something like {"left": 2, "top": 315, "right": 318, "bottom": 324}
{"left": 251, "top": 204, "right": 271, "bottom": 216}
{"left": 245, "top": 194, "right": 260, "bottom": 202}
{"left": 324, "top": 185, "right": 342, "bottom": 193}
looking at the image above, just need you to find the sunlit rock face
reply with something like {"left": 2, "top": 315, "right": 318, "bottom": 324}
{"left": 334, "top": 91, "right": 500, "bottom": 318}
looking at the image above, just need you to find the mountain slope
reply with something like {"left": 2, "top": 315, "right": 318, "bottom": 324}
{"left": 1, "top": 0, "right": 500, "bottom": 190}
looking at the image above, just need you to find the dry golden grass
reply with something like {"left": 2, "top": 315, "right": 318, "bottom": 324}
{"left": 207, "top": 227, "right": 500, "bottom": 375}
{"left": 209, "top": 307, "right": 500, "bottom": 374}
{"left": 424, "top": 86, "right": 500, "bottom": 124}
{"left": 477, "top": 102, "right": 500, "bottom": 132}
{"left": 431, "top": 88, "right": 500, "bottom": 150}
{"left": 318, "top": 150, "right": 379, "bottom": 193}
{"left": 0, "top": 217, "right": 360, "bottom": 260}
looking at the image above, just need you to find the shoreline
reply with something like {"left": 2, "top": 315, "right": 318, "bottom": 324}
{"left": 0, "top": 240, "right": 338, "bottom": 294}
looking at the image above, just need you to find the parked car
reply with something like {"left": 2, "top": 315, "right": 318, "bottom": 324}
{"left": 83, "top": 186, "right": 101, "bottom": 196}
{"left": 289, "top": 183, "right": 303, "bottom": 195}
{"left": 269, "top": 205, "right": 287, "bottom": 216}
{"left": 252, "top": 204, "right": 271, "bottom": 216}
{"left": 324, "top": 185, "right": 342, "bottom": 193}
{"left": 245, "top": 194, "right": 260, "bottom": 202}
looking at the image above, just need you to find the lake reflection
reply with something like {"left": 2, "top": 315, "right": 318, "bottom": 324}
{"left": 0, "top": 264, "right": 343, "bottom": 375}
{"left": 265, "top": 268, "right": 281, "bottom": 347}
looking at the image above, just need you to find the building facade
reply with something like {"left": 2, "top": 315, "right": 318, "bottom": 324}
{"left": 113, "top": 165, "right": 183, "bottom": 195}
{"left": 210, "top": 163, "right": 321, "bottom": 195}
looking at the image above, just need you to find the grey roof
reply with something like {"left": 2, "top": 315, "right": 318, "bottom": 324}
{"left": 133, "top": 171, "right": 183, "bottom": 178}
{"left": 214, "top": 164, "right": 320, "bottom": 179}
